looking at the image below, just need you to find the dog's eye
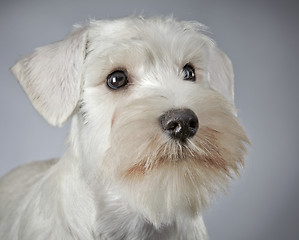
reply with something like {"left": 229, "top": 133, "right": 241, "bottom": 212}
{"left": 183, "top": 64, "right": 196, "bottom": 82}
{"left": 107, "top": 71, "right": 128, "bottom": 90}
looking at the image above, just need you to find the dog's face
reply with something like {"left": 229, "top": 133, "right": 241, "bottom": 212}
{"left": 12, "top": 17, "right": 248, "bottom": 227}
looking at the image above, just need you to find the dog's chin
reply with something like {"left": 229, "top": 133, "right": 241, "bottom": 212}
{"left": 101, "top": 109, "right": 248, "bottom": 227}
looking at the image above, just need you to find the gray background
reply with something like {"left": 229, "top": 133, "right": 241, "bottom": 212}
{"left": 1, "top": 0, "right": 298, "bottom": 239}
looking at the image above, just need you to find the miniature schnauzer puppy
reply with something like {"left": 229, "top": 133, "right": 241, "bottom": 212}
{"left": 0, "top": 17, "right": 249, "bottom": 240}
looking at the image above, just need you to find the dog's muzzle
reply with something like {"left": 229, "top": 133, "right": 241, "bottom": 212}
{"left": 159, "top": 108, "right": 199, "bottom": 142}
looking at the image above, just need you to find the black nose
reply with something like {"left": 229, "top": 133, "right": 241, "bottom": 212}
{"left": 159, "top": 108, "right": 199, "bottom": 141}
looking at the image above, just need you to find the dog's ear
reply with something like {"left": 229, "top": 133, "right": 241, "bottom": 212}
{"left": 11, "top": 26, "right": 88, "bottom": 127}
{"left": 207, "top": 45, "right": 234, "bottom": 103}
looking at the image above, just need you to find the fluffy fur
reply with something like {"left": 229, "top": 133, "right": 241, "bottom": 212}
{"left": 0, "top": 16, "right": 249, "bottom": 239}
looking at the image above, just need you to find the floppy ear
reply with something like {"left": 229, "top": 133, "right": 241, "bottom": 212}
{"left": 207, "top": 45, "right": 234, "bottom": 103}
{"left": 11, "top": 26, "right": 88, "bottom": 127}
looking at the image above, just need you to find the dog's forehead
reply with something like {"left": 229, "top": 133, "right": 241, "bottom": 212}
{"left": 89, "top": 17, "right": 204, "bottom": 41}
{"left": 87, "top": 18, "right": 211, "bottom": 65}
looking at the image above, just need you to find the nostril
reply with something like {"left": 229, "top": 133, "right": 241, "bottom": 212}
{"left": 165, "top": 120, "right": 183, "bottom": 136}
{"left": 189, "top": 119, "right": 198, "bottom": 129}
{"left": 166, "top": 121, "right": 180, "bottom": 131}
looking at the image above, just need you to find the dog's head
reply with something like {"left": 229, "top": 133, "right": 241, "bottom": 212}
{"left": 12, "top": 17, "right": 249, "bottom": 226}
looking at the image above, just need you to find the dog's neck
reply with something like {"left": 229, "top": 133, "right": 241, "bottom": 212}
{"left": 95, "top": 186, "right": 208, "bottom": 239}
{"left": 94, "top": 184, "right": 178, "bottom": 239}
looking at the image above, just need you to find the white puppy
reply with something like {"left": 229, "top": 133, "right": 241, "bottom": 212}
{"left": 0, "top": 17, "right": 249, "bottom": 240}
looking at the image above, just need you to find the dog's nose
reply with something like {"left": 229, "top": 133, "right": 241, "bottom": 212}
{"left": 159, "top": 108, "right": 199, "bottom": 141}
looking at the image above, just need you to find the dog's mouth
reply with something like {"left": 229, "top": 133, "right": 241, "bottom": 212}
{"left": 121, "top": 126, "right": 235, "bottom": 180}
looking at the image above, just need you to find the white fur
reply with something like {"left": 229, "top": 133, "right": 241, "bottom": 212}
{"left": 0, "top": 16, "right": 249, "bottom": 239}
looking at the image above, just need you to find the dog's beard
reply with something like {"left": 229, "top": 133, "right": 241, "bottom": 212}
{"left": 101, "top": 90, "right": 249, "bottom": 227}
